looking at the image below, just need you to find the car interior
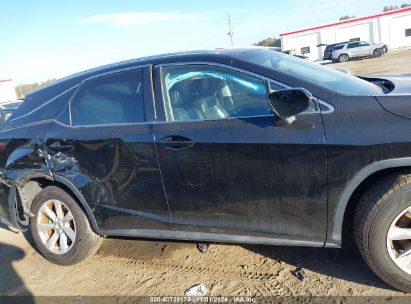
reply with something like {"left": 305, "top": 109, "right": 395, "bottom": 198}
{"left": 164, "top": 71, "right": 272, "bottom": 122}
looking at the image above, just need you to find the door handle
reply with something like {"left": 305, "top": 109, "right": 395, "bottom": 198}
{"left": 49, "top": 142, "right": 75, "bottom": 152}
{"left": 157, "top": 136, "right": 194, "bottom": 150}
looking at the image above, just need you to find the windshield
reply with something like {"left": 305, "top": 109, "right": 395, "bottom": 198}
{"left": 232, "top": 49, "right": 385, "bottom": 95}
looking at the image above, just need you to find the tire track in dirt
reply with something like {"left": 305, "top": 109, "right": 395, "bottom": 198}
{"left": 95, "top": 254, "right": 294, "bottom": 295}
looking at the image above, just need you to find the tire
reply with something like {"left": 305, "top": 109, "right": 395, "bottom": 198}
{"left": 373, "top": 48, "right": 383, "bottom": 57}
{"left": 354, "top": 173, "right": 411, "bottom": 292}
{"left": 30, "top": 186, "right": 101, "bottom": 265}
{"left": 338, "top": 54, "right": 349, "bottom": 62}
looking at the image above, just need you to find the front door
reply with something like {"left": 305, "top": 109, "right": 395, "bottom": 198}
{"left": 153, "top": 63, "right": 327, "bottom": 243}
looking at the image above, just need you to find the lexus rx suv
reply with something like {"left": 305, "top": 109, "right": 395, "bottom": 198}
{"left": 1, "top": 48, "right": 411, "bottom": 293}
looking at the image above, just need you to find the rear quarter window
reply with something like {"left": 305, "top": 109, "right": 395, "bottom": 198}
{"left": 6, "top": 88, "right": 75, "bottom": 128}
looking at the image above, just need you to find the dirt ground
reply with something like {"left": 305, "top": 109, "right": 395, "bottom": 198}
{"left": 325, "top": 46, "right": 411, "bottom": 76}
{"left": 1, "top": 224, "right": 408, "bottom": 300}
{"left": 2, "top": 48, "right": 411, "bottom": 302}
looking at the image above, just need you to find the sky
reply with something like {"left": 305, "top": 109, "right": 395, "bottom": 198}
{"left": 0, "top": 0, "right": 408, "bottom": 84}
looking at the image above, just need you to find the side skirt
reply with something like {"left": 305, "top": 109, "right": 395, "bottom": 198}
{"left": 99, "top": 228, "right": 331, "bottom": 248}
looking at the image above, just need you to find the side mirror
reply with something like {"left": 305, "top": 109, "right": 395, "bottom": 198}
{"left": 268, "top": 88, "right": 311, "bottom": 118}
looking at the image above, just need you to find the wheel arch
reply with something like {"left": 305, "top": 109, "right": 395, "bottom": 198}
{"left": 329, "top": 158, "right": 411, "bottom": 246}
{"left": 12, "top": 173, "right": 102, "bottom": 235}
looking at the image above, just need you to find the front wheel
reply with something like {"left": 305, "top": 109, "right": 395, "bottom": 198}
{"left": 355, "top": 173, "right": 411, "bottom": 292}
{"left": 373, "top": 48, "right": 383, "bottom": 57}
{"left": 30, "top": 186, "right": 101, "bottom": 265}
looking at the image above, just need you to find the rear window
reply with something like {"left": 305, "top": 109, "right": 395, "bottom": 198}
{"left": 70, "top": 69, "right": 145, "bottom": 126}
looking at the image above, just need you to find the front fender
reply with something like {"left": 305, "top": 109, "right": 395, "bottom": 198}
{"left": 328, "top": 157, "right": 411, "bottom": 246}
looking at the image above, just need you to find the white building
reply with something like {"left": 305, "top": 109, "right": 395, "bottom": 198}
{"left": 0, "top": 79, "right": 17, "bottom": 103}
{"left": 280, "top": 7, "right": 411, "bottom": 61}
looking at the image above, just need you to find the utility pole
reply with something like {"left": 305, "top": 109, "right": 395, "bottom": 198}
{"left": 227, "top": 14, "right": 234, "bottom": 47}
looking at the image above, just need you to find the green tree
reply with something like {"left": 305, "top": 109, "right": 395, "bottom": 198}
{"left": 383, "top": 5, "right": 399, "bottom": 11}
{"left": 401, "top": 3, "right": 411, "bottom": 8}
{"left": 15, "top": 79, "right": 56, "bottom": 98}
{"left": 339, "top": 15, "right": 356, "bottom": 21}
{"left": 254, "top": 37, "right": 281, "bottom": 48}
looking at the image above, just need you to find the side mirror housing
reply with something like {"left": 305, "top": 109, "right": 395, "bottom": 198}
{"left": 268, "top": 88, "right": 311, "bottom": 118}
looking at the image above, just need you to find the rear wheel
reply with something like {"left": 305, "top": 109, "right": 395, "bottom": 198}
{"left": 338, "top": 54, "right": 349, "bottom": 62}
{"left": 30, "top": 186, "right": 101, "bottom": 265}
{"left": 354, "top": 173, "right": 411, "bottom": 292}
{"left": 373, "top": 48, "right": 383, "bottom": 57}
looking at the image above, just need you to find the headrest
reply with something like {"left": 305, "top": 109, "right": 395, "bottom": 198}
{"left": 169, "top": 89, "right": 182, "bottom": 107}
{"left": 191, "top": 77, "right": 222, "bottom": 98}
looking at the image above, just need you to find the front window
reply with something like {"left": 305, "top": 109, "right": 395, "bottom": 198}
{"left": 160, "top": 65, "right": 278, "bottom": 121}
{"left": 232, "top": 49, "right": 385, "bottom": 95}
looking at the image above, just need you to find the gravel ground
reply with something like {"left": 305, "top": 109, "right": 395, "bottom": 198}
{"left": 1, "top": 48, "right": 411, "bottom": 302}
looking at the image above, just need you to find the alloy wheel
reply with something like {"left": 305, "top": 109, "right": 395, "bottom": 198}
{"left": 339, "top": 54, "right": 348, "bottom": 62}
{"left": 36, "top": 199, "right": 76, "bottom": 254}
{"left": 374, "top": 49, "right": 383, "bottom": 57}
{"left": 387, "top": 206, "right": 411, "bottom": 275}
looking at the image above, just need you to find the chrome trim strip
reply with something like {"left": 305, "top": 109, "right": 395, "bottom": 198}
{"left": 78, "top": 64, "right": 151, "bottom": 84}
{"left": 319, "top": 100, "right": 335, "bottom": 114}
{"left": 157, "top": 61, "right": 291, "bottom": 89}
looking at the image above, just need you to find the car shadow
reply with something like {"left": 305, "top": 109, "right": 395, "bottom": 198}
{"left": 242, "top": 235, "right": 395, "bottom": 291}
{"left": 0, "top": 240, "right": 34, "bottom": 302}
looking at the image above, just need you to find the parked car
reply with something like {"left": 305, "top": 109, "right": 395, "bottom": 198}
{"left": 331, "top": 41, "right": 388, "bottom": 62}
{"left": 1, "top": 48, "right": 411, "bottom": 292}
{"left": 322, "top": 41, "right": 348, "bottom": 60}
{"left": 0, "top": 100, "right": 22, "bottom": 127}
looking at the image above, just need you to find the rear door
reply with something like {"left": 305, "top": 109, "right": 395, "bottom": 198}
{"left": 152, "top": 63, "right": 327, "bottom": 243}
{"left": 47, "top": 67, "right": 171, "bottom": 232}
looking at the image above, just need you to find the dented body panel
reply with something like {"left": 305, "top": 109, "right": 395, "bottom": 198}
{"left": 1, "top": 49, "right": 411, "bottom": 248}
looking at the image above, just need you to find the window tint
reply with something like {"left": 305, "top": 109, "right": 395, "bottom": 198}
{"left": 358, "top": 41, "right": 369, "bottom": 46}
{"left": 301, "top": 46, "right": 310, "bottom": 54}
{"left": 70, "top": 69, "right": 145, "bottom": 126}
{"left": 333, "top": 44, "right": 344, "bottom": 50}
{"left": 234, "top": 49, "right": 385, "bottom": 95}
{"left": 347, "top": 42, "right": 359, "bottom": 48}
{"left": 161, "top": 65, "right": 274, "bottom": 121}
{"left": 406, "top": 28, "right": 411, "bottom": 37}
{"left": 9, "top": 88, "right": 74, "bottom": 126}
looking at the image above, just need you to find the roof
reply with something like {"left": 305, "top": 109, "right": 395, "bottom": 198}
{"left": 280, "top": 6, "right": 411, "bottom": 37}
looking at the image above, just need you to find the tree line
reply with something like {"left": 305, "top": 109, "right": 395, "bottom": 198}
{"left": 339, "top": 3, "right": 410, "bottom": 21}
{"left": 15, "top": 79, "right": 56, "bottom": 98}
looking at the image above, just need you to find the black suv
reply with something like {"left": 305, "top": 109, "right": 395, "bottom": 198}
{"left": 1, "top": 48, "right": 411, "bottom": 292}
